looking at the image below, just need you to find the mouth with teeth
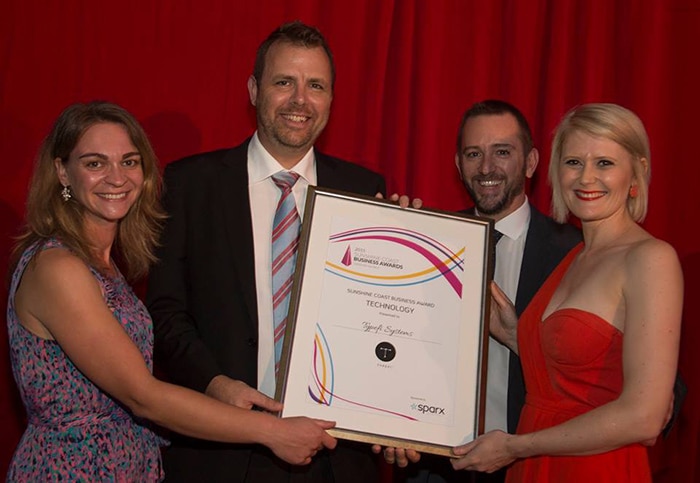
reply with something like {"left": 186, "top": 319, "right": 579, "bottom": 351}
{"left": 478, "top": 179, "right": 503, "bottom": 187}
{"left": 574, "top": 190, "right": 606, "bottom": 200}
{"left": 282, "top": 113, "right": 310, "bottom": 124}
{"left": 97, "top": 193, "right": 129, "bottom": 200}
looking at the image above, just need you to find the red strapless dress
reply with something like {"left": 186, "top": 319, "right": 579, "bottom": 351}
{"left": 506, "top": 243, "right": 651, "bottom": 482}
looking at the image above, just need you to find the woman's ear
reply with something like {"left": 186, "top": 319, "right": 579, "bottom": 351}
{"left": 639, "top": 156, "right": 650, "bottom": 176}
{"left": 54, "top": 157, "right": 69, "bottom": 186}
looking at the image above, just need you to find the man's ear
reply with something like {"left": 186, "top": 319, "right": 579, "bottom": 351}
{"left": 525, "top": 148, "right": 539, "bottom": 179}
{"left": 247, "top": 75, "right": 258, "bottom": 107}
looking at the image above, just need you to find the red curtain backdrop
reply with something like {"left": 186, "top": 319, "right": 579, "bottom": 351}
{"left": 1, "top": 1, "right": 698, "bottom": 481}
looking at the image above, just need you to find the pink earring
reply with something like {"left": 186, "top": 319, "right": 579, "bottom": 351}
{"left": 629, "top": 185, "right": 639, "bottom": 198}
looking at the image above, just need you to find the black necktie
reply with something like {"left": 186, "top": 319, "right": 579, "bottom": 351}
{"left": 493, "top": 230, "right": 504, "bottom": 246}
{"left": 492, "top": 230, "right": 504, "bottom": 274}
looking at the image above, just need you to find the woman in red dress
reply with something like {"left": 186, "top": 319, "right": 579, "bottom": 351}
{"left": 451, "top": 103, "right": 682, "bottom": 482}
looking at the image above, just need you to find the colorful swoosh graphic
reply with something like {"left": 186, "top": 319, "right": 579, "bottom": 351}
{"left": 308, "top": 324, "right": 418, "bottom": 420}
{"left": 326, "top": 227, "right": 465, "bottom": 297}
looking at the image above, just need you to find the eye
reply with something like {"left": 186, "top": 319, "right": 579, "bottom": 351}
{"left": 495, "top": 149, "right": 511, "bottom": 157}
{"left": 310, "top": 82, "right": 326, "bottom": 91}
{"left": 122, "top": 158, "right": 141, "bottom": 168}
{"left": 597, "top": 158, "right": 614, "bottom": 167}
{"left": 275, "top": 80, "right": 291, "bottom": 87}
{"left": 85, "top": 160, "right": 102, "bottom": 169}
{"left": 563, "top": 158, "right": 581, "bottom": 166}
{"left": 464, "top": 151, "right": 481, "bottom": 159}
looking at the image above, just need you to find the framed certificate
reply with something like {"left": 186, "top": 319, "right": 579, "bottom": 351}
{"left": 275, "top": 187, "right": 495, "bottom": 456}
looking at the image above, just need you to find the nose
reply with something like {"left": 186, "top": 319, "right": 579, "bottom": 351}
{"left": 477, "top": 153, "right": 496, "bottom": 175}
{"left": 579, "top": 162, "right": 597, "bottom": 185}
{"left": 291, "top": 84, "right": 307, "bottom": 105}
{"left": 104, "top": 163, "right": 127, "bottom": 186}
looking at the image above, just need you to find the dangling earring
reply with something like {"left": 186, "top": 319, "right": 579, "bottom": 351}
{"left": 629, "top": 185, "right": 639, "bottom": 198}
{"left": 61, "top": 185, "right": 72, "bottom": 202}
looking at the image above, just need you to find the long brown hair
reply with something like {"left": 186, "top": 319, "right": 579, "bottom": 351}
{"left": 11, "top": 101, "right": 166, "bottom": 281}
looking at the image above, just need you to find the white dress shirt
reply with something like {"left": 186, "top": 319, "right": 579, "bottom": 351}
{"left": 248, "top": 132, "right": 317, "bottom": 397}
{"left": 480, "top": 199, "right": 531, "bottom": 432}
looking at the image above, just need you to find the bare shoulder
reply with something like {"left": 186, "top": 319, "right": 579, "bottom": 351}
{"left": 623, "top": 237, "right": 682, "bottom": 287}
{"left": 23, "top": 248, "right": 102, "bottom": 306}
{"left": 29, "top": 247, "right": 95, "bottom": 286}
{"left": 625, "top": 237, "right": 680, "bottom": 268}
{"left": 17, "top": 247, "right": 103, "bottom": 338}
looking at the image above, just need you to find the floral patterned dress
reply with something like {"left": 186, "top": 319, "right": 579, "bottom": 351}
{"left": 6, "top": 239, "right": 166, "bottom": 482}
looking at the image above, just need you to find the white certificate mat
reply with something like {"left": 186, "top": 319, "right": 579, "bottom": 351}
{"left": 276, "top": 188, "right": 494, "bottom": 456}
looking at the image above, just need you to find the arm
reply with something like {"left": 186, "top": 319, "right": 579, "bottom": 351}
{"left": 452, "top": 240, "right": 682, "bottom": 472}
{"left": 20, "top": 249, "right": 337, "bottom": 465}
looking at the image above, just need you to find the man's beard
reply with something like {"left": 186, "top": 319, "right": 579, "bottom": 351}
{"left": 464, "top": 173, "right": 525, "bottom": 216}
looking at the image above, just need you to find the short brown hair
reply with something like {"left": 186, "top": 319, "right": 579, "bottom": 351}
{"left": 456, "top": 99, "right": 534, "bottom": 155}
{"left": 253, "top": 20, "right": 335, "bottom": 89}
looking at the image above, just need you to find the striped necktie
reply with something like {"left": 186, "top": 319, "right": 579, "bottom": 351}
{"left": 271, "top": 171, "right": 301, "bottom": 375}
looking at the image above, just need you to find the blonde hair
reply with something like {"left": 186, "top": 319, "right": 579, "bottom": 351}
{"left": 11, "top": 101, "right": 166, "bottom": 281}
{"left": 549, "top": 103, "right": 651, "bottom": 223}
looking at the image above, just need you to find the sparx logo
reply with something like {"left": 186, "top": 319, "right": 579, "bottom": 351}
{"left": 410, "top": 402, "right": 446, "bottom": 415}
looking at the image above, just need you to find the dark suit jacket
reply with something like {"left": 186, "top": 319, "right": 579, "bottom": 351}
{"left": 146, "top": 139, "right": 386, "bottom": 483}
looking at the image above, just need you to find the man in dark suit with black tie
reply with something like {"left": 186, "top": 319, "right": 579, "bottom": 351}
{"left": 390, "top": 100, "right": 581, "bottom": 483}
{"left": 455, "top": 101, "right": 582, "bottom": 444}
{"left": 146, "top": 21, "right": 385, "bottom": 483}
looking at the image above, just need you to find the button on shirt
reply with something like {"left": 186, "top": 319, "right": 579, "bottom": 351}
{"left": 479, "top": 200, "right": 531, "bottom": 432}
{"left": 248, "top": 132, "right": 317, "bottom": 397}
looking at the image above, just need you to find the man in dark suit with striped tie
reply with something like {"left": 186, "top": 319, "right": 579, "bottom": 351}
{"left": 147, "top": 21, "right": 385, "bottom": 483}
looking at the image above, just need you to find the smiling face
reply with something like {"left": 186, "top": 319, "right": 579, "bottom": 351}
{"left": 558, "top": 130, "right": 638, "bottom": 223}
{"left": 55, "top": 122, "right": 144, "bottom": 229}
{"left": 247, "top": 42, "right": 333, "bottom": 168}
{"left": 456, "top": 113, "right": 538, "bottom": 221}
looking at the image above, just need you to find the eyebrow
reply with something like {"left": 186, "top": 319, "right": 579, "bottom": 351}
{"left": 463, "top": 142, "right": 517, "bottom": 151}
{"left": 77, "top": 152, "right": 141, "bottom": 160}
{"left": 273, "top": 74, "right": 328, "bottom": 86}
{"left": 491, "top": 142, "right": 517, "bottom": 149}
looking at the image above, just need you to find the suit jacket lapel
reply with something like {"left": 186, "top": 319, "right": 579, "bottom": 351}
{"left": 462, "top": 204, "right": 548, "bottom": 316}
{"left": 217, "top": 140, "right": 259, "bottom": 327}
{"left": 515, "top": 206, "right": 552, "bottom": 315}
{"left": 315, "top": 150, "right": 341, "bottom": 188}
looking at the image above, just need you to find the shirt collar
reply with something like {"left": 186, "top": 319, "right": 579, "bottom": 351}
{"left": 475, "top": 197, "right": 531, "bottom": 242}
{"left": 248, "top": 131, "right": 316, "bottom": 183}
